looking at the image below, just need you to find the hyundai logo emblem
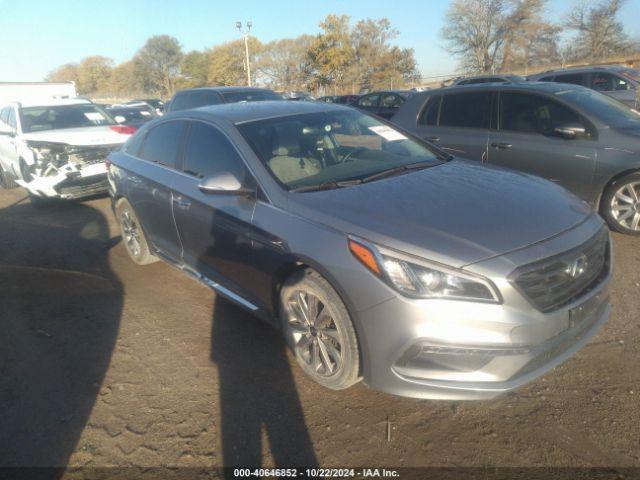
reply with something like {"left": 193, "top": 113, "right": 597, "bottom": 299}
{"left": 565, "top": 253, "right": 589, "bottom": 278}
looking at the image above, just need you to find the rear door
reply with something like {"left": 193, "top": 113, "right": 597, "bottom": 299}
{"left": 413, "top": 90, "right": 492, "bottom": 161}
{"left": 487, "top": 91, "right": 597, "bottom": 201}
{"left": 0, "top": 106, "right": 19, "bottom": 174}
{"left": 170, "top": 120, "right": 259, "bottom": 307}
{"left": 127, "top": 120, "right": 186, "bottom": 261}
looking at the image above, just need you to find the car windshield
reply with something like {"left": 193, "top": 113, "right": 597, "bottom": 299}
{"left": 237, "top": 109, "right": 444, "bottom": 191}
{"left": 221, "top": 91, "right": 283, "bottom": 103}
{"left": 555, "top": 87, "right": 640, "bottom": 129}
{"left": 20, "top": 104, "right": 116, "bottom": 133}
{"left": 619, "top": 68, "right": 640, "bottom": 82}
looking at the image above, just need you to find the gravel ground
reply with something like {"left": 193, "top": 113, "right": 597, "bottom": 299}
{"left": 0, "top": 188, "right": 638, "bottom": 476}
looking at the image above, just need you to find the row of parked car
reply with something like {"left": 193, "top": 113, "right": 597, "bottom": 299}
{"left": 0, "top": 64, "right": 637, "bottom": 400}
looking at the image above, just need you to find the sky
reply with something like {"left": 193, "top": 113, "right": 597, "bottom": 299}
{"left": 0, "top": 0, "right": 639, "bottom": 82}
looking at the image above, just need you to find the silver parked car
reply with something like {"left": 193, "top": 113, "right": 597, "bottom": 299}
{"left": 108, "top": 101, "right": 611, "bottom": 400}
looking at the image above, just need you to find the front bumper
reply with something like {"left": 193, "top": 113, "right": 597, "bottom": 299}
{"left": 21, "top": 162, "right": 108, "bottom": 199}
{"left": 355, "top": 216, "right": 612, "bottom": 400}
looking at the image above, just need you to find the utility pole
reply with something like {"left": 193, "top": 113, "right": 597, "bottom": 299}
{"left": 236, "top": 21, "right": 252, "bottom": 86}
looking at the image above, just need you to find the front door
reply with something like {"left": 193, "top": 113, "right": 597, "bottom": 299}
{"left": 170, "top": 120, "right": 259, "bottom": 307}
{"left": 488, "top": 91, "right": 597, "bottom": 202}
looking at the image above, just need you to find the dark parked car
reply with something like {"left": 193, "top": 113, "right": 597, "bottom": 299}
{"left": 528, "top": 65, "right": 639, "bottom": 108}
{"left": 319, "top": 94, "right": 360, "bottom": 105}
{"left": 128, "top": 98, "right": 165, "bottom": 114}
{"left": 108, "top": 101, "right": 611, "bottom": 399}
{"left": 351, "top": 90, "right": 412, "bottom": 119}
{"left": 166, "top": 87, "right": 282, "bottom": 113}
{"left": 107, "top": 104, "right": 157, "bottom": 129}
{"left": 392, "top": 82, "right": 640, "bottom": 234}
{"left": 452, "top": 74, "right": 527, "bottom": 86}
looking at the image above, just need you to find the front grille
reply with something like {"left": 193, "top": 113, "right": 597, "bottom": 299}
{"left": 55, "top": 177, "right": 109, "bottom": 199}
{"left": 65, "top": 144, "right": 121, "bottom": 166}
{"left": 510, "top": 228, "right": 610, "bottom": 313}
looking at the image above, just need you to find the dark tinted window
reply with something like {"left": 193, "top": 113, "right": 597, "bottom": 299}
{"left": 139, "top": 121, "right": 185, "bottom": 168}
{"left": 124, "top": 129, "right": 146, "bottom": 156}
{"left": 417, "top": 95, "right": 441, "bottom": 126}
{"left": 19, "top": 104, "right": 115, "bottom": 133}
{"left": 553, "top": 73, "right": 586, "bottom": 86}
{"left": 500, "top": 92, "right": 584, "bottom": 136}
{"left": 439, "top": 92, "right": 491, "bottom": 128}
{"left": 358, "top": 94, "right": 380, "bottom": 107}
{"left": 589, "top": 73, "right": 630, "bottom": 92}
{"left": 380, "top": 93, "right": 404, "bottom": 108}
{"left": 220, "top": 90, "right": 282, "bottom": 103}
{"left": 539, "top": 76, "right": 555, "bottom": 82}
{"left": 555, "top": 88, "right": 640, "bottom": 129}
{"left": 183, "top": 122, "right": 246, "bottom": 181}
{"left": 7, "top": 109, "right": 16, "bottom": 129}
{"left": 170, "top": 91, "right": 222, "bottom": 112}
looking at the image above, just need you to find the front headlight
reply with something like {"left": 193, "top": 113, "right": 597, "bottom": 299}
{"left": 349, "top": 238, "right": 500, "bottom": 303}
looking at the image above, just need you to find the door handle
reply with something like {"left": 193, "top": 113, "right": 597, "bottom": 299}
{"left": 173, "top": 197, "right": 191, "bottom": 209}
{"left": 491, "top": 142, "right": 512, "bottom": 150}
{"left": 425, "top": 136, "right": 440, "bottom": 143}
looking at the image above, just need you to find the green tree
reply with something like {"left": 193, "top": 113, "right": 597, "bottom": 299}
{"left": 258, "top": 35, "right": 314, "bottom": 91}
{"left": 133, "top": 35, "right": 183, "bottom": 97}
{"left": 308, "top": 15, "right": 354, "bottom": 89}
{"left": 207, "top": 37, "right": 262, "bottom": 86}
{"left": 77, "top": 56, "right": 113, "bottom": 95}
{"left": 179, "top": 50, "right": 210, "bottom": 88}
{"left": 45, "top": 63, "right": 80, "bottom": 84}
{"left": 106, "top": 60, "right": 142, "bottom": 97}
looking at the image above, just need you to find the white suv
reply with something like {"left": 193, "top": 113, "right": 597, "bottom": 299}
{"left": 0, "top": 99, "right": 134, "bottom": 202}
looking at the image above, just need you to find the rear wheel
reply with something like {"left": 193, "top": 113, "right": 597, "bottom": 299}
{"left": 116, "top": 198, "right": 158, "bottom": 265}
{"left": 280, "top": 269, "right": 360, "bottom": 390}
{"left": 602, "top": 172, "right": 640, "bottom": 235}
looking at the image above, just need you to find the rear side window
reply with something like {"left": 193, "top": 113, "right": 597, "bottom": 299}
{"left": 553, "top": 73, "right": 586, "bottom": 86}
{"left": 358, "top": 94, "right": 380, "bottom": 107}
{"left": 170, "top": 91, "right": 222, "bottom": 112}
{"left": 439, "top": 92, "right": 491, "bottom": 129}
{"left": 183, "top": 121, "right": 246, "bottom": 181}
{"left": 0, "top": 107, "right": 10, "bottom": 124}
{"left": 500, "top": 92, "right": 585, "bottom": 136}
{"left": 380, "top": 93, "right": 404, "bottom": 108}
{"left": 7, "top": 109, "right": 17, "bottom": 129}
{"left": 125, "top": 130, "right": 145, "bottom": 156}
{"left": 417, "top": 95, "right": 441, "bottom": 126}
{"left": 139, "top": 121, "right": 185, "bottom": 168}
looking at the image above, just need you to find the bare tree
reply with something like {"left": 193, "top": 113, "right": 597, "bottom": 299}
{"left": 440, "top": 0, "right": 547, "bottom": 73}
{"left": 565, "top": 0, "right": 631, "bottom": 60}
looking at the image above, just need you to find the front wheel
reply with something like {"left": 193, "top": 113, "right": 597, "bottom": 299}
{"left": 280, "top": 269, "right": 361, "bottom": 390}
{"left": 601, "top": 172, "right": 640, "bottom": 235}
{"left": 0, "top": 164, "right": 18, "bottom": 189}
{"left": 115, "top": 198, "right": 158, "bottom": 265}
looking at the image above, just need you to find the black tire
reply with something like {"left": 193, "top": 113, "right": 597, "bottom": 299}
{"left": 279, "top": 268, "right": 361, "bottom": 390}
{"left": 0, "top": 164, "right": 18, "bottom": 189}
{"left": 115, "top": 198, "right": 158, "bottom": 265}
{"left": 601, "top": 172, "right": 640, "bottom": 235}
{"left": 28, "top": 192, "right": 52, "bottom": 208}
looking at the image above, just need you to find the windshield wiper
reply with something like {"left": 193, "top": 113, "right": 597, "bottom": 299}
{"left": 359, "top": 161, "right": 435, "bottom": 184}
{"left": 290, "top": 178, "right": 363, "bottom": 193}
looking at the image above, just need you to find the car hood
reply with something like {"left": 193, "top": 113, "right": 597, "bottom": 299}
{"left": 287, "top": 160, "right": 592, "bottom": 268}
{"left": 21, "top": 126, "right": 129, "bottom": 146}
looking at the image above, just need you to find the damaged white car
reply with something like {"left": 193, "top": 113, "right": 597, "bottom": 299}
{"left": 0, "top": 99, "right": 134, "bottom": 202}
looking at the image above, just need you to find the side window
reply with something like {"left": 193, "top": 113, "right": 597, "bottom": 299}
{"left": 183, "top": 122, "right": 246, "bottom": 181}
{"left": 358, "top": 94, "right": 380, "bottom": 107}
{"left": 139, "top": 121, "right": 185, "bottom": 168}
{"left": 500, "top": 92, "right": 587, "bottom": 136}
{"left": 169, "top": 93, "right": 188, "bottom": 112}
{"left": 380, "top": 93, "right": 404, "bottom": 108}
{"left": 590, "top": 73, "right": 629, "bottom": 92}
{"left": 539, "top": 76, "right": 555, "bottom": 82}
{"left": 125, "top": 129, "right": 145, "bottom": 156}
{"left": 439, "top": 92, "right": 491, "bottom": 129}
{"left": 7, "top": 109, "right": 17, "bottom": 130}
{"left": 417, "top": 95, "right": 441, "bottom": 126}
{"left": 553, "top": 73, "right": 586, "bottom": 86}
{"left": 0, "top": 107, "right": 10, "bottom": 125}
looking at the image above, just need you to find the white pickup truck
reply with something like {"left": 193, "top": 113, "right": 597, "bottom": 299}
{"left": 0, "top": 98, "right": 134, "bottom": 202}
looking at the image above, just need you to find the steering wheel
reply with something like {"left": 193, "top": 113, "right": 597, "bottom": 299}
{"left": 340, "top": 146, "right": 366, "bottom": 163}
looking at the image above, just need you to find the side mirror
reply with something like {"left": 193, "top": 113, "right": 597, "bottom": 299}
{"left": 553, "top": 124, "right": 587, "bottom": 140}
{"left": 198, "top": 171, "right": 252, "bottom": 195}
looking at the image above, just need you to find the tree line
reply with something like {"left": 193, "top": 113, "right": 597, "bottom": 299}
{"left": 441, "top": 0, "right": 639, "bottom": 74}
{"left": 46, "top": 14, "right": 419, "bottom": 99}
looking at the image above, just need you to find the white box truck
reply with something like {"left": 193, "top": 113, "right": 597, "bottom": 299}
{"left": 0, "top": 81, "right": 77, "bottom": 105}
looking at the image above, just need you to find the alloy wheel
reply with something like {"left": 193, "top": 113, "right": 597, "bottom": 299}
{"left": 120, "top": 209, "right": 142, "bottom": 258}
{"left": 285, "top": 290, "right": 343, "bottom": 378}
{"left": 610, "top": 181, "right": 640, "bottom": 231}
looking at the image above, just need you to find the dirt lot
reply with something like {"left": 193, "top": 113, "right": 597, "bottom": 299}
{"left": 0, "top": 186, "right": 639, "bottom": 476}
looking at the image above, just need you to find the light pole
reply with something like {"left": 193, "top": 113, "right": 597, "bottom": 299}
{"left": 236, "top": 21, "right": 252, "bottom": 86}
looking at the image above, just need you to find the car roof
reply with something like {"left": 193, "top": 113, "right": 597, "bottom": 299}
{"left": 529, "top": 64, "right": 629, "bottom": 77}
{"left": 174, "top": 86, "right": 275, "bottom": 95}
{"left": 10, "top": 98, "right": 93, "bottom": 108}
{"left": 428, "top": 81, "right": 583, "bottom": 95}
{"left": 166, "top": 99, "right": 348, "bottom": 124}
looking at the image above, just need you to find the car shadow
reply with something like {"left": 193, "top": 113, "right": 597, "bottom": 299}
{"left": 210, "top": 294, "right": 319, "bottom": 469}
{"left": 0, "top": 198, "right": 123, "bottom": 474}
